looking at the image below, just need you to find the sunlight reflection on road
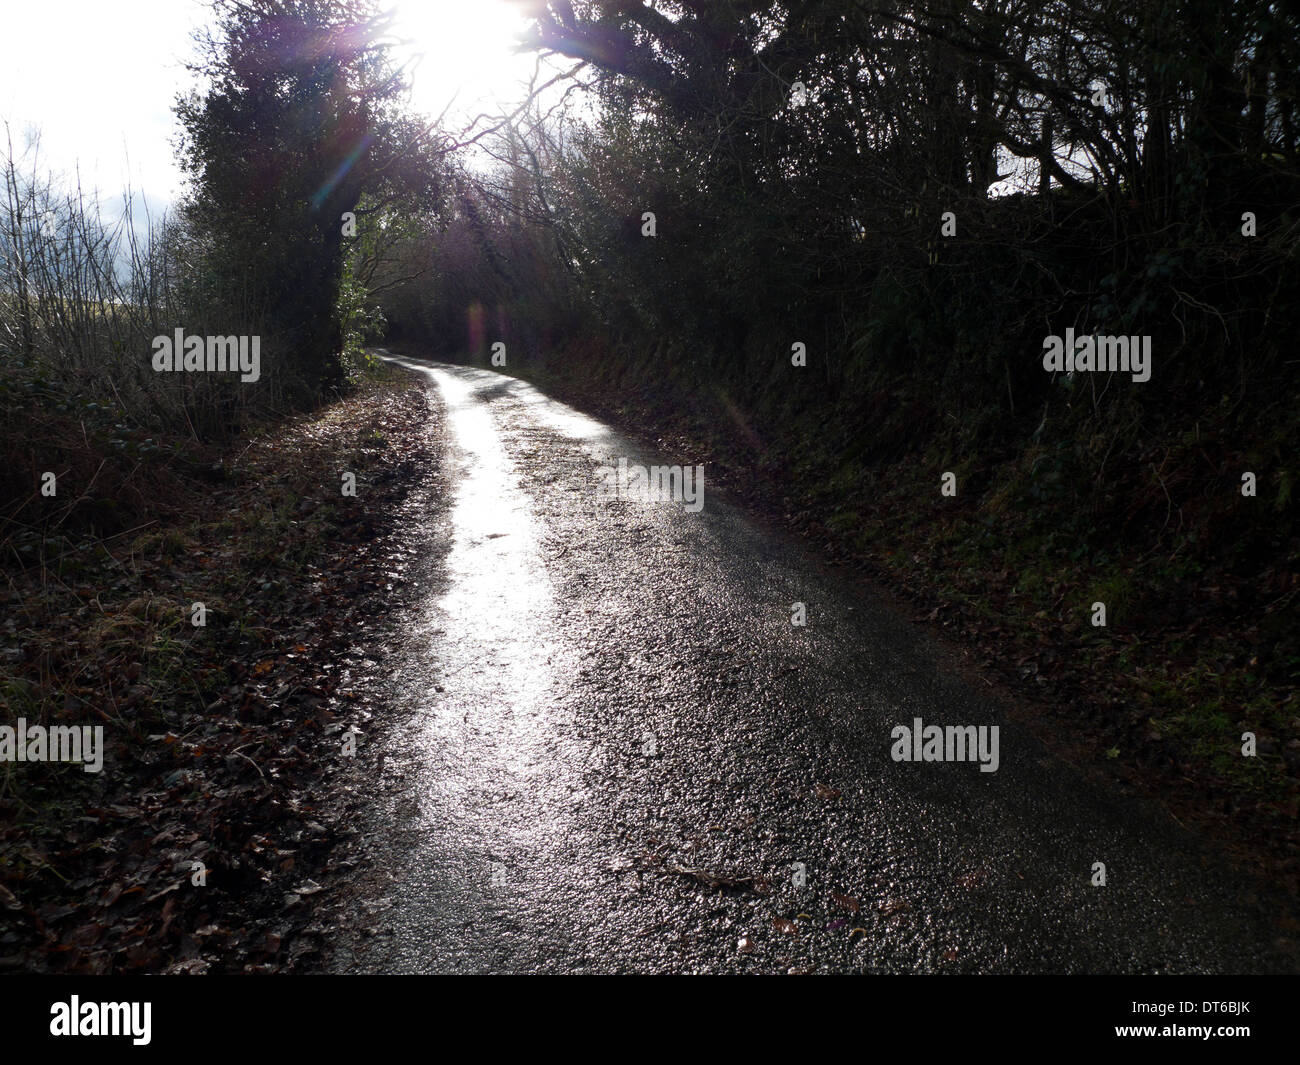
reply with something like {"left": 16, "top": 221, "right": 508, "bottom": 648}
{"left": 426, "top": 367, "right": 557, "bottom": 786}
{"left": 373, "top": 355, "right": 582, "bottom": 918}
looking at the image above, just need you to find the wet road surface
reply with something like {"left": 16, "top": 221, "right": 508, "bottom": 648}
{"left": 329, "top": 354, "right": 1293, "bottom": 974}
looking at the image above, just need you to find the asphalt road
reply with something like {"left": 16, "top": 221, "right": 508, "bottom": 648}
{"left": 328, "top": 354, "right": 1292, "bottom": 974}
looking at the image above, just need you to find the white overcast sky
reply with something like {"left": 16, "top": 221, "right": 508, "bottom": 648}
{"left": 0, "top": 0, "right": 544, "bottom": 212}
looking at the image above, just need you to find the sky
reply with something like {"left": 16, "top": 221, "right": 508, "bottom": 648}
{"left": 0, "top": 0, "right": 545, "bottom": 213}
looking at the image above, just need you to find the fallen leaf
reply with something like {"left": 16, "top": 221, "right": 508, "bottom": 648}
{"left": 830, "top": 891, "right": 860, "bottom": 913}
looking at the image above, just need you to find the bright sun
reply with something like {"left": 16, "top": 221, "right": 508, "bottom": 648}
{"left": 389, "top": 0, "right": 540, "bottom": 124}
